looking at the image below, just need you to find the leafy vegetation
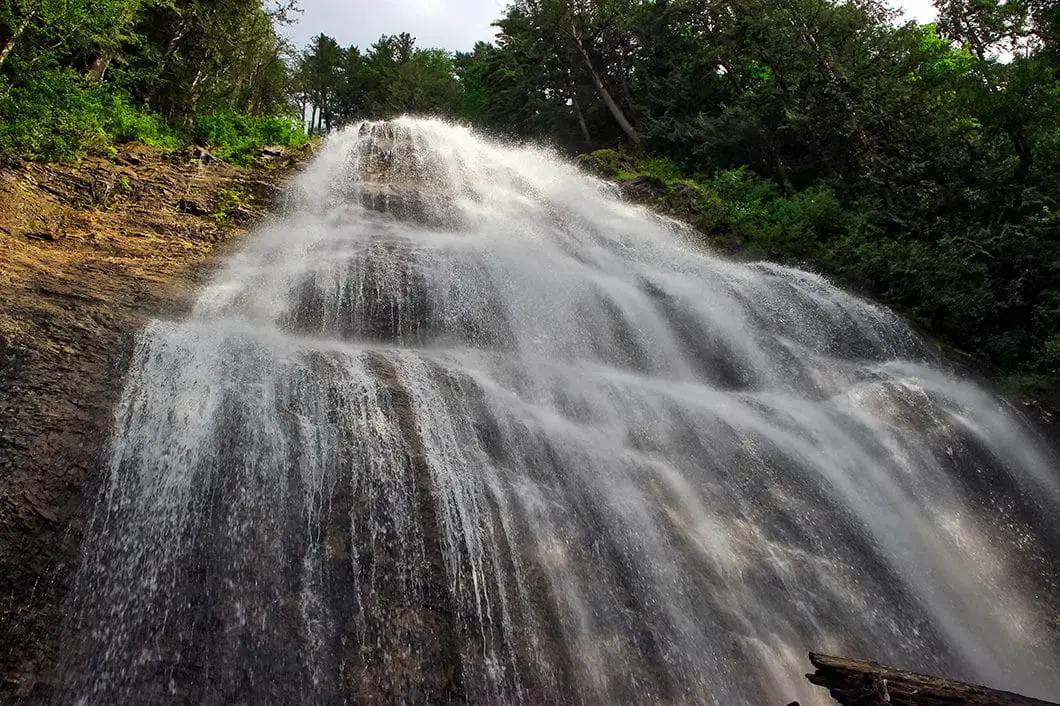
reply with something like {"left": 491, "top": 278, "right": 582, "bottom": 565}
{"left": 193, "top": 111, "right": 307, "bottom": 166}
{"left": 211, "top": 186, "right": 249, "bottom": 223}
{"left": 4, "top": 0, "right": 1059, "bottom": 391}
{"left": 0, "top": 0, "right": 300, "bottom": 163}
{"left": 458, "top": 0, "right": 1060, "bottom": 391}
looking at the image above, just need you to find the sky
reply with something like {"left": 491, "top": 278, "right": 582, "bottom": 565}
{"left": 283, "top": 0, "right": 940, "bottom": 53}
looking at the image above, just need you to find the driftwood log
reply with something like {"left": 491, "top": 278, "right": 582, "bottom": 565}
{"left": 800, "top": 652, "right": 1059, "bottom": 706}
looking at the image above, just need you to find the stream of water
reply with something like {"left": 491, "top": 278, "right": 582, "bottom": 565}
{"left": 60, "top": 119, "right": 1060, "bottom": 704}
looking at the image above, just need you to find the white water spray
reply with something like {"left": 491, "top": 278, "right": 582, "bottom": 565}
{"left": 62, "top": 119, "right": 1060, "bottom": 704}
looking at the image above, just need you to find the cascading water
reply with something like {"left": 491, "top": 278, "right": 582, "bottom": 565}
{"left": 60, "top": 118, "right": 1060, "bottom": 704}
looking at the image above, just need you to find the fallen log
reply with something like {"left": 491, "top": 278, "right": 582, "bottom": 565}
{"left": 802, "top": 652, "right": 1059, "bottom": 706}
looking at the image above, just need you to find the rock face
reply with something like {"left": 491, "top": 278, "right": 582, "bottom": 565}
{"left": 0, "top": 144, "right": 300, "bottom": 702}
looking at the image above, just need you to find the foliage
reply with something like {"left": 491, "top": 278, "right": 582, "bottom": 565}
{"left": 194, "top": 110, "right": 307, "bottom": 166}
{"left": 0, "top": 70, "right": 177, "bottom": 162}
{"left": 0, "top": 0, "right": 301, "bottom": 162}
{"left": 211, "top": 186, "right": 248, "bottom": 223}
{"left": 291, "top": 32, "right": 463, "bottom": 131}
{"left": 119, "top": 0, "right": 296, "bottom": 122}
{"left": 99, "top": 92, "right": 179, "bottom": 147}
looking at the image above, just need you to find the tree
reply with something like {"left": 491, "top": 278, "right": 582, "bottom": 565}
{"left": 299, "top": 33, "right": 343, "bottom": 130}
{"left": 0, "top": 0, "right": 305, "bottom": 161}
{"left": 933, "top": 0, "right": 1056, "bottom": 58}
{"left": 0, "top": 0, "right": 142, "bottom": 73}
{"left": 293, "top": 32, "right": 463, "bottom": 125}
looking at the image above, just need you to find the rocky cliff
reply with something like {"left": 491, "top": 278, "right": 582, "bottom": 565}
{"left": 0, "top": 144, "right": 303, "bottom": 702}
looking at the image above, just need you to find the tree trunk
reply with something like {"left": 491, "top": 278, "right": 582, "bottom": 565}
{"left": 803, "top": 652, "right": 1057, "bottom": 706}
{"left": 572, "top": 93, "right": 592, "bottom": 146}
{"left": 764, "top": 131, "right": 795, "bottom": 194}
{"left": 0, "top": 14, "right": 32, "bottom": 69}
{"left": 773, "top": 152, "right": 796, "bottom": 195}
{"left": 86, "top": 54, "right": 111, "bottom": 82}
{"left": 618, "top": 44, "right": 638, "bottom": 119}
{"left": 570, "top": 24, "right": 641, "bottom": 147}
{"left": 1010, "top": 126, "right": 1033, "bottom": 178}
{"left": 310, "top": 104, "right": 318, "bottom": 134}
{"left": 186, "top": 67, "right": 207, "bottom": 118}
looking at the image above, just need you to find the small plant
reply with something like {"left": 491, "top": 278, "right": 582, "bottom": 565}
{"left": 580, "top": 149, "right": 639, "bottom": 180}
{"left": 211, "top": 186, "right": 249, "bottom": 223}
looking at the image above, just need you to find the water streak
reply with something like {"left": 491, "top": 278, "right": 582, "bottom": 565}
{"left": 61, "top": 119, "right": 1060, "bottom": 704}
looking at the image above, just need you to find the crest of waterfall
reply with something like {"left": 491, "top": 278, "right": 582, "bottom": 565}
{"left": 60, "top": 118, "right": 1060, "bottom": 705}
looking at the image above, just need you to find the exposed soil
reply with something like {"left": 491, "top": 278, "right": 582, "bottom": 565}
{"left": 0, "top": 143, "right": 306, "bottom": 703}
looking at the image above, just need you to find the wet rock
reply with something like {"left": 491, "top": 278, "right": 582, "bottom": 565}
{"left": 0, "top": 143, "right": 305, "bottom": 703}
{"left": 618, "top": 175, "right": 667, "bottom": 201}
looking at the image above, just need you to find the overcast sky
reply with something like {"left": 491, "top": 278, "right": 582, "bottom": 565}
{"left": 283, "top": 0, "right": 939, "bottom": 53}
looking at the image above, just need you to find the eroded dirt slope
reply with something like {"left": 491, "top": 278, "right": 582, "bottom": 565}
{"left": 0, "top": 144, "right": 302, "bottom": 702}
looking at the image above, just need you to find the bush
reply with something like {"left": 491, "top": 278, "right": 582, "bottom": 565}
{"left": 1035, "top": 335, "right": 1060, "bottom": 374}
{"left": 193, "top": 110, "right": 308, "bottom": 166}
{"left": 99, "top": 95, "right": 179, "bottom": 147}
{"left": 0, "top": 70, "right": 179, "bottom": 162}
{"left": 0, "top": 71, "right": 108, "bottom": 161}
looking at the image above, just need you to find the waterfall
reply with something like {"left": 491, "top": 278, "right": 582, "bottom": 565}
{"left": 61, "top": 119, "right": 1060, "bottom": 704}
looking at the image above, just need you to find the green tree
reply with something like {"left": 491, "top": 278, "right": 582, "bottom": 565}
{"left": 0, "top": 0, "right": 304, "bottom": 162}
{"left": 462, "top": 0, "right": 1060, "bottom": 383}
{"left": 295, "top": 32, "right": 463, "bottom": 124}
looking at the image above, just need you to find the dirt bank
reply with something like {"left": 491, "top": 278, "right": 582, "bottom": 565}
{"left": 0, "top": 143, "right": 305, "bottom": 702}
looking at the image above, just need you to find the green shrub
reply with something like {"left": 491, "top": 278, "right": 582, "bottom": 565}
{"left": 99, "top": 95, "right": 179, "bottom": 147}
{"left": 0, "top": 70, "right": 108, "bottom": 161}
{"left": 0, "top": 70, "right": 179, "bottom": 161}
{"left": 211, "top": 186, "right": 248, "bottom": 223}
{"left": 193, "top": 110, "right": 307, "bottom": 166}
{"left": 1034, "top": 334, "right": 1060, "bottom": 374}
{"left": 580, "top": 148, "right": 640, "bottom": 180}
